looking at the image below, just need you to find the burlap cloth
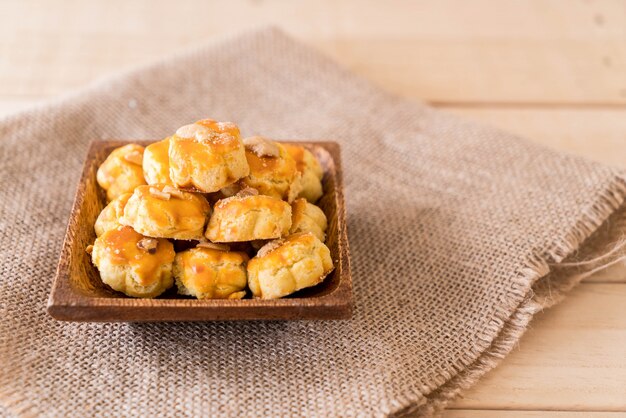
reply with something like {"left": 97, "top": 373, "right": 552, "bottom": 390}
{"left": 1, "top": 28, "right": 625, "bottom": 418}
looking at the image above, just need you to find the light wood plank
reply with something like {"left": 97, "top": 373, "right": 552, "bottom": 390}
{"left": 322, "top": 39, "right": 626, "bottom": 104}
{"left": 3, "top": 0, "right": 624, "bottom": 41}
{"left": 451, "top": 283, "right": 626, "bottom": 411}
{"left": 0, "top": 0, "right": 624, "bottom": 103}
{"left": 444, "top": 411, "right": 626, "bottom": 417}
{"left": 446, "top": 107, "right": 626, "bottom": 167}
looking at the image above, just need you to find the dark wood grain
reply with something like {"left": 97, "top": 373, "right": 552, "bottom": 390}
{"left": 47, "top": 140, "right": 352, "bottom": 321}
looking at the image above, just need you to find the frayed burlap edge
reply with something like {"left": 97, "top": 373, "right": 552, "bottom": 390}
{"left": 393, "top": 174, "right": 626, "bottom": 417}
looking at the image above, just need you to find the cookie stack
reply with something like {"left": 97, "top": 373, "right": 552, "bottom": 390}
{"left": 88, "top": 119, "right": 333, "bottom": 299}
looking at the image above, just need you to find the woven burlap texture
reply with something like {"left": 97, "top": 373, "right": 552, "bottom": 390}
{"left": 1, "top": 28, "right": 625, "bottom": 418}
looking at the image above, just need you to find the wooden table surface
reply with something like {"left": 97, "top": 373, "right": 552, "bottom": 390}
{"left": 1, "top": 1, "right": 625, "bottom": 416}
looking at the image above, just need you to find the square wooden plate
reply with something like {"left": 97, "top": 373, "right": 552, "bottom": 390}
{"left": 47, "top": 140, "right": 352, "bottom": 322}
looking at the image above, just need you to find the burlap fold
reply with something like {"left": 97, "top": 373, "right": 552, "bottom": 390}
{"left": 1, "top": 28, "right": 624, "bottom": 417}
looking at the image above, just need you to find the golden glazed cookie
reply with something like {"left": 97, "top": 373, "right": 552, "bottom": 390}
{"left": 120, "top": 184, "right": 211, "bottom": 240}
{"left": 241, "top": 136, "right": 302, "bottom": 202}
{"left": 290, "top": 198, "right": 328, "bottom": 242}
{"left": 94, "top": 192, "right": 132, "bottom": 237}
{"left": 143, "top": 138, "right": 173, "bottom": 185}
{"left": 91, "top": 226, "right": 175, "bottom": 298}
{"left": 96, "top": 144, "right": 147, "bottom": 202}
{"left": 168, "top": 119, "right": 249, "bottom": 193}
{"left": 247, "top": 232, "right": 334, "bottom": 299}
{"left": 283, "top": 144, "right": 324, "bottom": 203}
{"left": 205, "top": 191, "right": 291, "bottom": 242}
{"left": 173, "top": 243, "right": 248, "bottom": 299}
